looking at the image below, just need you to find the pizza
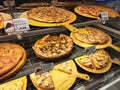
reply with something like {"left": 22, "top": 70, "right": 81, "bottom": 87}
{"left": 0, "top": 43, "right": 23, "bottom": 76}
{"left": 0, "top": 14, "right": 3, "bottom": 23}
{"left": 32, "top": 34, "right": 73, "bottom": 60}
{"left": 27, "top": 6, "right": 72, "bottom": 23}
{"left": 0, "top": 12, "right": 12, "bottom": 21}
{"left": 72, "top": 26, "right": 109, "bottom": 44}
{"left": 54, "top": 61, "right": 72, "bottom": 74}
{"left": 0, "top": 12, "right": 12, "bottom": 29}
{"left": 75, "top": 4, "right": 119, "bottom": 18}
{"left": 30, "top": 72, "right": 54, "bottom": 90}
{"left": 0, "top": 76, "right": 27, "bottom": 90}
{"left": 19, "top": 2, "right": 50, "bottom": 8}
{"left": 78, "top": 49, "right": 110, "bottom": 69}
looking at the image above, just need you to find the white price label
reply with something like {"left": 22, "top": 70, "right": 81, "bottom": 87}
{"left": 13, "top": 18, "right": 30, "bottom": 32}
{"left": 98, "top": 12, "right": 109, "bottom": 24}
{"left": 101, "top": 12, "right": 109, "bottom": 21}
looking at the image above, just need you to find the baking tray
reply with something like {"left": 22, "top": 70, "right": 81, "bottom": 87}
{"left": 0, "top": 22, "right": 120, "bottom": 90}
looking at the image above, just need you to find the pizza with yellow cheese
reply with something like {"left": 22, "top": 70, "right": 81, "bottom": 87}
{"left": 78, "top": 49, "right": 110, "bottom": 69}
{"left": 19, "top": 2, "right": 50, "bottom": 8}
{"left": 72, "top": 26, "right": 109, "bottom": 44}
{"left": 0, "top": 76, "right": 27, "bottom": 90}
{"left": 75, "top": 4, "right": 119, "bottom": 18}
{"left": 74, "top": 49, "right": 113, "bottom": 74}
{"left": 32, "top": 34, "right": 73, "bottom": 60}
{"left": 54, "top": 61, "right": 72, "bottom": 74}
{"left": 0, "top": 43, "right": 23, "bottom": 76}
{"left": 0, "top": 12, "right": 12, "bottom": 29}
{"left": 30, "top": 72, "right": 54, "bottom": 90}
{"left": 27, "top": 6, "right": 72, "bottom": 23}
{"left": 0, "top": 14, "right": 3, "bottom": 23}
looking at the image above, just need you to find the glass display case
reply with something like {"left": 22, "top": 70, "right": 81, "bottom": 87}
{"left": 0, "top": 0, "right": 120, "bottom": 90}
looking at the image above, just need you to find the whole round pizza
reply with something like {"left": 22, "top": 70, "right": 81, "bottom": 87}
{"left": 27, "top": 6, "right": 73, "bottom": 23}
{"left": 72, "top": 26, "right": 109, "bottom": 44}
{"left": 32, "top": 34, "right": 73, "bottom": 60}
{"left": 75, "top": 4, "right": 119, "bottom": 18}
{"left": 0, "top": 43, "right": 24, "bottom": 76}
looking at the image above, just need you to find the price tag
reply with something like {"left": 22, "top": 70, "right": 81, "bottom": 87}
{"left": 98, "top": 12, "right": 109, "bottom": 24}
{"left": 35, "top": 62, "right": 54, "bottom": 75}
{"left": 13, "top": 18, "right": 30, "bottom": 32}
{"left": 4, "top": 18, "right": 30, "bottom": 35}
{"left": 85, "top": 46, "right": 96, "bottom": 55}
{"left": 4, "top": 19, "right": 15, "bottom": 35}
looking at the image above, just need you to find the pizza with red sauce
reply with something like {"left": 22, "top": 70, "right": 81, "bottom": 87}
{"left": 0, "top": 43, "right": 23, "bottom": 76}
{"left": 75, "top": 4, "right": 119, "bottom": 18}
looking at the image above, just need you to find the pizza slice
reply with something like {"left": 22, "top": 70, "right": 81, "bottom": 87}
{"left": 0, "top": 76, "right": 27, "bottom": 90}
{"left": 54, "top": 61, "right": 72, "bottom": 74}
{"left": 85, "top": 26, "right": 109, "bottom": 44}
{"left": 30, "top": 72, "right": 54, "bottom": 90}
{"left": 92, "top": 50, "right": 110, "bottom": 69}
{"left": 78, "top": 57, "right": 94, "bottom": 69}
{"left": 0, "top": 56, "right": 21, "bottom": 76}
{"left": 78, "top": 50, "right": 110, "bottom": 70}
{"left": 0, "top": 14, "right": 3, "bottom": 23}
